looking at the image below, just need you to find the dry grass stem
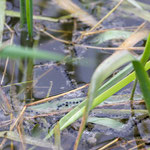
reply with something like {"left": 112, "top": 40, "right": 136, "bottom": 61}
{"left": 26, "top": 84, "right": 88, "bottom": 106}
{"left": 89, "top": 0, "right": 124, "bottom": 32}
{"left": 54, "top": 0, "right": 97, "bottom": 27}
{"left": 98, "top": 138, "right": 120, "bottom": 150}
{"left": 10, "top": 106, "right": 27, "bottom": 131}
{"left": 77, "top": 0, "right": 124, "bottom": 41}
{"left": 1, "top": 24, "right": 14, "bottom": 85}
{"left": 25, "top": 108, "right": 72, "bottom": 119}
{"left": 75, "top": 44, "right": 144, "bottom": 51}
{"left": 120, "top": 22, "right": 149, "bottom": 49}
{"left": 80, "top": 26, "right": 138, "bottom": 36}
{"left": 17, "top": 118, "right": 26, "bottom": 150}
{"left": 129, "top": 143, "right": 146, "bottom": 150}
{"left": 35, "top": 26, "right": 72, "bottom": 44}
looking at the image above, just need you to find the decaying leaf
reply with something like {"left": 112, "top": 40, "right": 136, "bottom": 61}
{"left": 54, "top": 0, "right": 97, "bottom": 27}
{"left": 119, "top": 22, "right": 150, "bottom": 49}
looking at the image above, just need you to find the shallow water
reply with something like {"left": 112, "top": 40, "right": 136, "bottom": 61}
{"left": 1, "top": 0, "right": 150, "bottom": 149}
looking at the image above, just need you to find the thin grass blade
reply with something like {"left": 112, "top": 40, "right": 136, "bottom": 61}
{"left": 92, "top": 30, "right": 131, "bottom": 45}
{"left": 127, "top": 0, "right": 142, "bottom": 9}
{"left": 54, "top": 122, "right": 61, "bottom": 150}
{"left": 46, "top": 51, "right": 136, "bottom": 139}
{"left": 97, "top": 23, "right": 150, "bottom": 95}
{"left": 20, "top": 0, "right": 26, "bottom": 28}
{"left": 26, "top": 0, "right": 33, "bottom": 37}
{"left": 45, "top": 36, "right": 150, "bottom": 138}
{"left": 87, "top": 117, "right": 124, "bottom": 130}
{"left": 74, "top": 51, "right": 136, "bottom": 149}
{"left": 0, "top": 0, "right": 6, "bottom": 44}
{"left": 0, "top": 45, "right": 64, "bottom": 61}
{"left": 46, "top": 60, "right": 150, "bottom": 139}
{"left": 141, "top": 33, "right": 150, "bottom": 65}
{"left": 0, "top": 131, "right": 55, "bottom": 148}
{"left": 5, "top": 10, "right": 58, "bottom": 22}
{"left": 46, "top": 31, "right": 150, "bottom": 136}
{"left": 54, "top": 0, "right": 97, "bottom": 27}
{"left": 132, "top": 61, "right": 150, "bottom": 115}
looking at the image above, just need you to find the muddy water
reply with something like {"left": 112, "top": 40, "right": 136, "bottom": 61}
{"left": 1, "top": 0, "right": 150, "bottom": 150}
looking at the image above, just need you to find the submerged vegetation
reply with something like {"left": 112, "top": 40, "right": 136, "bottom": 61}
{"left": 0, "top": 0, "right": 150, "bottom": 149}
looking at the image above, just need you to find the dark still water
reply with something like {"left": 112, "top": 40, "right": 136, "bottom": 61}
{"left": 1, "top": 0, "right": 150, "bottom": 149}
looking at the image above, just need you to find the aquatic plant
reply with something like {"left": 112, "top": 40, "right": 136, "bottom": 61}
{"left": 46, "top": 34, "right": 150, "bottom": 150}
{"left": 1, "top": 0, "right": 150, "bottom": 149}
{"left": 20, "top": 0, "right": 33, "bottom": 37}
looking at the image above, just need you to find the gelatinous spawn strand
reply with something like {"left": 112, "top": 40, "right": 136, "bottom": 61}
{"left": 56, "top": 98, "right": 84, "bottom": 110}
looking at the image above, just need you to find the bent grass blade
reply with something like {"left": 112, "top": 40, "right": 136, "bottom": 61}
{"left": 46, "top": 33, "right": 150, "bottom": 139}
{"left": 74, "top": 51, "right": 136, "bottom": 149}
{"left": 54, "top": 0, "right": 97, "bottom": 27}
{"left": 0, "top": 45, "right": 65, "bottom": 61}
{"left": 45, "top": 50, "right": 138, "bottom": 139}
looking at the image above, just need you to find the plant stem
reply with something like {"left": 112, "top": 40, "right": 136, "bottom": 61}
{"left": 20, "top": 0, "right": 26, "bottom": 28}
{"left": 130, "top": 79, "right": 137, "bottom": 100}
{"left": 26, "top": 0, "right": 33, "bottom": 38}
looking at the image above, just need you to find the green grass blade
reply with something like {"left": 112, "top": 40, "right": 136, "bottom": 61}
{"left": 46, "top": 51, "right": 136, "bottom": 139}
{"left": 28, "top": 94, "right": 142, "bottom": 113}
{"left": 96, "top": 63, "right": 133, "bottom": 96}
{"left": 0, "top": 0, "right": 6, "bottom": 44}
{"left": 97, "top": 33, "right": 150, "bottom": 96}
{"left": 0, "top": 131, "right": 54, "bottom": 148}
{"left": 0, "top": 45, "right": 64, "bottom": 61}
{"left": 20, "top": 0, "right": 26, "bottom": 28}
{"left": 26, "top": 0, "right": 33, "bottom": 37}
{"left": 47, "top": 59, "right": 150, "bottom": 139}
{"left": 141, "top": 33, "right": 150, "bottom": 65}
{"left": 87, "top": 117, "right": 124, "bottom": 130}
{"left": 5, "top": 10, "right": 58, "bottom": 22}
{"left": 136, "top": 1, "right": 150, "bottom": 11}
{"left": 127, "top": 0, "right": 142, "bottom": 9}
{"left": 45, "top": 100, "right": 86, "bottom": 138}
{"left": 54, "top": 122, "right": 61, "bottom": 150}
{"left": 74, "top": 51, "right": 136, "bottom": 147}
{"left": 129, "top": 33, "right": 150, "bottom": 99}
{"left": 132, "top": 61, "right": 150, "bottom": 115}
{"left": 92, "top": 30, "right": 131, "bottom": 45}
{"left": 46, "top": 60, "right": 150, "bottom": 139}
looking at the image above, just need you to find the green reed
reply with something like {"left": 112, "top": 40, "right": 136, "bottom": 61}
{"left": 20, "top": 0, "right": 33, "bottom": 37}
